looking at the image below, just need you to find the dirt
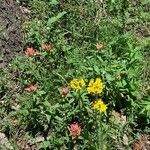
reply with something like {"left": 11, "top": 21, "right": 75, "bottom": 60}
{"left": 0, "top": 0, "right": 23, "bottom": 68}
{"left": 132, "top": 134, "right": 150, "bottom": 150}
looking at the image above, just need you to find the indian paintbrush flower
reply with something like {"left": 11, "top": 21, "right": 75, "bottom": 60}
{"left": 25, "top": 47, "right": 37, "bottom": 57}
{"left": 68, "top": 122, "right": 81, "bottom": 138}
{"left": 61, "top": 86, "right": 69, "bottom": 96}
{"left": 42, "top": 43, "right": 53, "bottom": 51}
{"left": 25, "top": 84, "right": 37, "bottom": 92}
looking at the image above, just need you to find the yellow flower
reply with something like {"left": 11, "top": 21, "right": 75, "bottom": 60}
{"left": 70, "top": 79, "right": 85, "bottom": 90}
{"left": 92, "top": 99, "right": 107, "bottom": 113}
{"left": 87, "top": 78, "right": 103, "bottom": 94}
{"left": 79, "top": 79, "right": 85, "bottom": 87}
{"left": 88, "top": 79, "right": 94, "bottom": 86}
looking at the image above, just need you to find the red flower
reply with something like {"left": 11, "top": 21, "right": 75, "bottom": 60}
{"left": 61, "top": 86, "right": 69, "bottom": 96}
{"left": 25, "top": 47, "right": 37, "bottom": 56}
{"left": 25, "top": 84, "right": 37, "bottom": 92}
{"left": 42, "top": 43, "right": 53, "bottom": 51}
{"left": 68, "top": 122, "right": 81, "bottom": 138}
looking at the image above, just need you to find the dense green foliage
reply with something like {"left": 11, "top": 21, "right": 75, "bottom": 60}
{"left": 0, "top": 0, "right": 150, "bottom": 149}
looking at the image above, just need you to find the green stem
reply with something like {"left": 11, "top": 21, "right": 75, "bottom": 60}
{"left": 97, "top": 113, "right": 103, "bottom": 150}
{"left": 100, "top": 114, "right": 103, "bottom": 150}
{"left": 55, "top": 72, "right": 68, "bottom": 85}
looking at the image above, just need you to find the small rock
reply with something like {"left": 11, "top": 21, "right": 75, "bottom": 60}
{"left": 112, "top": 110, "right": 126, "bottom": 125}
{"left": 123, "top": 134, "right": 129, "bottom": 146}
{"left": 11, "top": 103, "right": 20, "bottom": 110}
{"left": 0, "top": 132, "right": 13, "bottom": 149}
{"left": 20, "top": 6, "right": 31, "bottom": 14}
{"left": 28, "top": 136, "right": 45, "bottom": 145}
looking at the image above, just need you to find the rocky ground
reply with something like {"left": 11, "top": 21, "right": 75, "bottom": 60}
{"left": 0, "top": 0, "right": 23, "bottom": 68}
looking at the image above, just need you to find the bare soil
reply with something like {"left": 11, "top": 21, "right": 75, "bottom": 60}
{"left": 0, "top": 0, "right": 23, "bottom": 68}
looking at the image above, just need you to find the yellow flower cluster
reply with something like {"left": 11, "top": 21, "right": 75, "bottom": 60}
{"left": 87, "top": 78, "right": 103, "bottom": 94}
{"left": 70, "top": 79, "right": 85, "bottom": 90}
{"left": 70, "top": 78, "right": 107, "bottom": 113}
{"left": 92, "top": 99, "right": 107, "bottom": 113}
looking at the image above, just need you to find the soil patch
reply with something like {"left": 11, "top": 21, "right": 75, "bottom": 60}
{"left": 0, "top": 0, "right": 23, "bottom": 68}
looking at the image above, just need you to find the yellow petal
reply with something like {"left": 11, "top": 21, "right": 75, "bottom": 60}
{"left": 80, "top": 79, "right": 85, "bottom": 87}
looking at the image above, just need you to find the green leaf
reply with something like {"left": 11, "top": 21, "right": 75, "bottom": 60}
{"left": 17, "top": 109, "right": 29, "bottom": 116}
{"left": 85, "top": 106, "right": 93, "bottom": 113}
{"left": 68, "top": 98, "right": 75, "bottom": 104}
{"left": 37, "top": 90, "right": 46, "bottom": 96}
{"left": 40, "top": 141, "right": 51, "bottom": 148}
{"left": 106, "top": 74, "right": 113, "bottom": 82}
{"left": 55, "top": 116, "right": 63, "bottom": 122}
{"left": 46, "top": 114, "right": 51, "bottom": 123}
{"left": 94, "top": 66, "right": 100, "bottom": 74}
{"left": 50, "top": 0, "right": 59, "bottom": 5}
{"left": 43, "top": 100, "right": 51, "bottom": 108}
{"left": 47, "top": 12, "right": 66, "bottom": 26}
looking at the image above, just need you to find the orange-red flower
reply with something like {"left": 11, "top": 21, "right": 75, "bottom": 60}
{"left": 61, "top": 86, "right": 69, "bottom": 96}
{"left": 25, "top": 84, "right": 37, "bottom": 92}
{"left": 42, "top": 43, "right": 53, "bottom": 51}
{"left": 96, "top": 42, "right": 104, "bottom": 50}
{"left": 68, "top": 122, "right": 81, "bottom": 138}
{"left": 25, "top": 47, "right": 37, "bottom": 56}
